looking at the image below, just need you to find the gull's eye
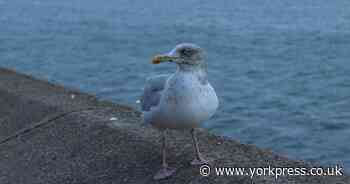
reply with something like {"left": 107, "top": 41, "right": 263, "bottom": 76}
{"left": 179, "top": 48, "right": 192, "bottom": 57}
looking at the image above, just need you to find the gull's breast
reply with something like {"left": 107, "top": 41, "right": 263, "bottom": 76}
{"left": 153, "top": 73, "right": 218, "bottom": 129}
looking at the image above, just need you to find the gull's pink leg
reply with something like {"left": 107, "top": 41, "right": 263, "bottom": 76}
{"left": 153, "top": 130, "right": 176, "bottom": 180}
{"left": 190, "top": 128, "right": 212, "bottom": 165}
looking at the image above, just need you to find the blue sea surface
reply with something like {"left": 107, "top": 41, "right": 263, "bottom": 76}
{"left": 1, "top": 0, "right": 350, "bottom": 169}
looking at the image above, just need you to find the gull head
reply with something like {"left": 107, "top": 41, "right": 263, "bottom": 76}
{"left": 152, "top": 43, "right": 206, "bottom": 67}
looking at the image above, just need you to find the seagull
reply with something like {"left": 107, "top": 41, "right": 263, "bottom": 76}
{"left": 141, "top": 43, "right": 219, "bottom": 180}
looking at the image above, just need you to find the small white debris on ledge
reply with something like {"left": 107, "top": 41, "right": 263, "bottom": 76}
{"left": 110, "top": 117, "right": 118, "bottom": 121}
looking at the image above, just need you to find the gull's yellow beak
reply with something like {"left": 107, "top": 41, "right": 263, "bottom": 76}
{"left": 152, "top": 55, "right": 177, "bottom": 64}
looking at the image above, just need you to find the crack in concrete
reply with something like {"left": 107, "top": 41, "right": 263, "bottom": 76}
{"left": 0, "top": 107, "right": 97, "bottom": 145}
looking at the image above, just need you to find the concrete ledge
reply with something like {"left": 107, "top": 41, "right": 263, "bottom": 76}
{"left": 0, "top": 68, "right": 348, "bottom": 184}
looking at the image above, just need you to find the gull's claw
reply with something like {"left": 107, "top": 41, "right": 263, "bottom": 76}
{"left": 153, "top": 167, "right": 177, "bottom": 180}
{"left": 190, "top": 155, "right": 213, "bottom": 166}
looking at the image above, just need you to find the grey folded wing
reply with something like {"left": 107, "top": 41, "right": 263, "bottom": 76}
{"left": 141, "top": 74, "right": 170, "bottom": 112}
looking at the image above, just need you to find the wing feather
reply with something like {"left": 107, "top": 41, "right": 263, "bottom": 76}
{"left": 141, "top": 74, "right": 169, "bottom": 111}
